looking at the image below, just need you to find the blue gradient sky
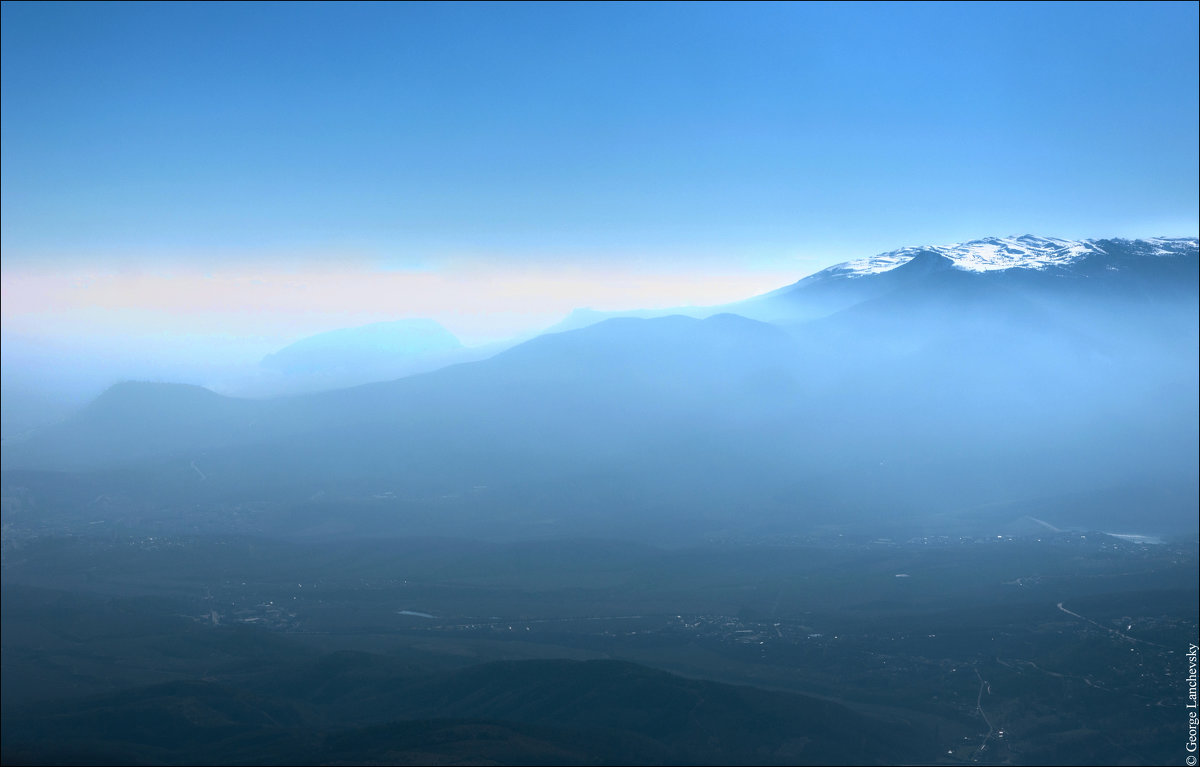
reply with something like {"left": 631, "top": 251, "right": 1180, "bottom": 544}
{"left": 2, "top": 1, "right": 1198, "bottom": 347}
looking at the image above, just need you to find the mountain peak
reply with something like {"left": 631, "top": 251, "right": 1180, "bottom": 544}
{"left": 821, "top": 235, "right": 1197, "bottom": 279}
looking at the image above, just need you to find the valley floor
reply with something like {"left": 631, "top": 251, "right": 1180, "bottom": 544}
{"left": 2, "top": 530, "right": 1196, "bottom": 765}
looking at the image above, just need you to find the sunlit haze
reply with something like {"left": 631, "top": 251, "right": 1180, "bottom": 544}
{"left": 4, "top": 3, "right": 1197, "bottom": 353}
{"left": 0, "top": 261, "right": 804, "bottom": 350}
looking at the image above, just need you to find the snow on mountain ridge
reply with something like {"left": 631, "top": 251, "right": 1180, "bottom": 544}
{"left": 826, "top": 235, "right": 1197, "bottom": 278}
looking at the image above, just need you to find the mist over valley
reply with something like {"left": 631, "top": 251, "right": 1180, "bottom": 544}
{"left": 3, "top": 235, "right": 1197, "bottom": 765}
{"left": 6, "top": 236, "right": 1196, "bottom": 542}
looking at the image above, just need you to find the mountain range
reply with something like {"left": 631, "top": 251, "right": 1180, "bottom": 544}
{"left": 3, "top": 236, "right": 1196, "bottom": 541}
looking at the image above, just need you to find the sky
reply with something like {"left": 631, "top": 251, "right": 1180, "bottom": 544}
{"left": 2, "top": 0, "right": 1198, "bottom": 355}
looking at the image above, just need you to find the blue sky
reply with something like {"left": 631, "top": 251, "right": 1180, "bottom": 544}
{"left": 2, "top": 1, "right": 1198, "bottom": 347}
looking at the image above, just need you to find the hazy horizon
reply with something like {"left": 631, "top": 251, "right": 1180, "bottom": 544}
{"left": 3, "top": 2, "right": 1198, "bottom": 366}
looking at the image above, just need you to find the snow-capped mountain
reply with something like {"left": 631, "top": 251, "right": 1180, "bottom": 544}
{"left": 821, "top": 235, "right": 1197, "bottom": 278}
{"left": 731, "top": 235, "right": 1198, "bottom": 325}
{"left": 533, "top": 236, "right": 1198, "bottom": 334}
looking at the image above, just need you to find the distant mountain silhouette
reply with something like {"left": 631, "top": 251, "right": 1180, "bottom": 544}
{"left": 261, "top": 319, "right": 461, "bottom": 375}
{"left": 237, "top": 318, "right": 498, "bottom": 396}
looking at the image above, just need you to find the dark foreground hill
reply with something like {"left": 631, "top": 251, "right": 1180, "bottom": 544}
{"left": 4, "top": 661, "right": 923, "bottom": 765}
{"left": 1, "top": 583, "right": 929, "bottom": 765}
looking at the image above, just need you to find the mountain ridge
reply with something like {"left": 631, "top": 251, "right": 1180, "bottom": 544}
{"left": 3, "top": 235, "right": 1195, "bottom": 540}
